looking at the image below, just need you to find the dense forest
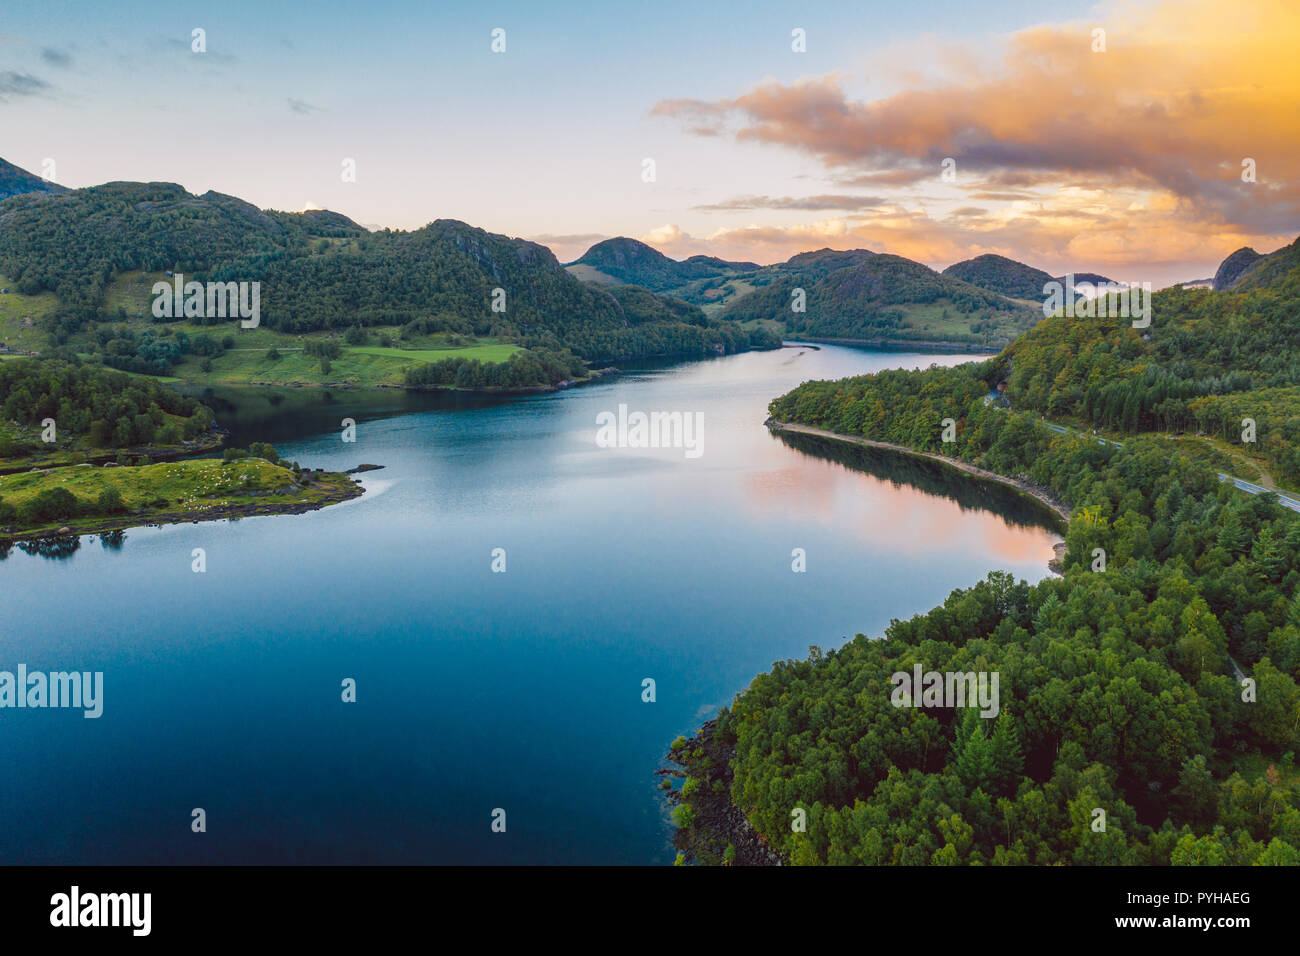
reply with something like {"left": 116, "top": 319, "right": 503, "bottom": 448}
{"left": 669, "top": 260, "right": 1300, "bottom": 866}
{"left": 0, "top": 176, "right": 779, "bottom": 377}
{"left": 0, "top": 359, "right": 212, "bottom": 456}
{"left": 993, "top": 253, "right": 1300, "bottom": 486}
{"left": 0, "top": 359, "right": 225, "bottom": 530}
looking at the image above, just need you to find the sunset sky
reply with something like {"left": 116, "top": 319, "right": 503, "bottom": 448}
{"left": 2, "top": 0, "right": 1295, "bottom": 286}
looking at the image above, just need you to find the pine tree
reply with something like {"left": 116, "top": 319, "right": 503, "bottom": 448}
{"left": 990, "top": 712, "right": 1025, "bottom": 793}
{"left": 1217, "top": 509, "right": 1249, "bottom": 556}
{"left": 1252, "top": 526, "right": 1287, "bottom": 581}
{"left": 953, "top": 708, "right": 995, "bottom": 790}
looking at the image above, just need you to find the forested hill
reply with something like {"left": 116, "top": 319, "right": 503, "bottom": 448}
{"left": 666, "top": 245, "right": 1300, "bottom": 866}
{"left": 993, "top": 237, "right": 1300, "bottom": 487}
{"left": 567, "top": 240, "right": 1041, "bottom": 347}
{"left": 0, "top": 164, "right": 778, "bottom": 367}
{"left": 941, "top": 254, "right": 1055, "bottom": 299}
{"left": 0, "top": 158, "right": 68, "bottom": 202}
{"left": 1222, "top": 237, "right": 1300, "bottom": 292}
{"left": 566, "top": 237, "right": 757, "bottom": 291}
{"left": 718, "top": 252, "right": 1041, "bottom": 346}
{"left": 942, "top": 254, "right": 1116, "bottom": 300}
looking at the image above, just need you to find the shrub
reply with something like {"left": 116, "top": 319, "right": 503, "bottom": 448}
{"left": 21, "top": 486, "right": 81, "bottom": 523}
{"left": 249, "top": 442, "right": 280, "bottom": 465}
{"left": 96, "top": 486, "right": 125, "bottom": 513}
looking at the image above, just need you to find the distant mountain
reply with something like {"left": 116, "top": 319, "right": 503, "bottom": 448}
{"left": 681, "top": 253, "right": 761, "bottom": 272}
{"left": 721, "top": 252, "right": 1040, "bottom": 346}
{"left": 943, "top": 254, "right": 1115, "bottom": 300}
{"left": 566, "top": 237, "right": 756, "bottom": 292}
{"left": 1213, "top": 247, "right": 1262, "bottom": 290}
{"left": 942, "top": 254, "right": 1052, "bottom": 299}
{"left": 1215, "top": 238, "right": 1300, "bottom": 292}
{"left": 0, "top": 158, "right": 68, "bottom": 202}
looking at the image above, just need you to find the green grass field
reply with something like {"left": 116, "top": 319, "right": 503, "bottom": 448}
{"left": 0, "top": 273, "right": 58, "bottom": 354}
{"left": 349, "top": 344, "right": 520, "bottom": 363}
{"left": 0, "top": 457, "right": 357, "bottom": 538}
{"left": 0, "top": 458, "right": 290, "bottom": 509}
{"left": 76, "top": 271, "right": 525, "bottom": 386}
{"left": 167, "top": 340, "right": 521, "bottom": 387}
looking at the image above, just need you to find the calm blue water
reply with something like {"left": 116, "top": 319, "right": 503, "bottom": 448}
{"left": 0, "top": 345, "right": 1059, "bottom": 864}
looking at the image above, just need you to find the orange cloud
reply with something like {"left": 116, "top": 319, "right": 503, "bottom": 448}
{"left": 653, "top": 0, "right": 1300, "bottom": 278}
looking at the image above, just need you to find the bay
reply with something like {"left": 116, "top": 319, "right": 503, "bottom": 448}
{"left": 0, "top": 344, "right": 1060, "bottom": 864}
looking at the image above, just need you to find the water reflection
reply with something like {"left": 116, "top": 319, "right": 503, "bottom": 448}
{"left": 773, "top": 430, "right": 1065, "bottom": 533}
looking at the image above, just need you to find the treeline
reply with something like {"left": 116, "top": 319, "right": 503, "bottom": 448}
{"left": 0, "top": 484, "right": 129, "bottom": 528}
{"left": 671, "top": 363, "right": 1300, "bottom": 865}
{"left": 0, "top": 359, "right": 213, "bottom": 455}
{"left": 405, "top": 348, "right": 587, "bottom": 389}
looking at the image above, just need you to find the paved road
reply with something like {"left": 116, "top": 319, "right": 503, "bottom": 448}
{"left": 1037, "top": 419, "right": 1300, "bottom": 513}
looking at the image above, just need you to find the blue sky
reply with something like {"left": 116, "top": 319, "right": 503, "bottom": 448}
{"left": 2, "top": 0, "right": 1295, "bottom": 283}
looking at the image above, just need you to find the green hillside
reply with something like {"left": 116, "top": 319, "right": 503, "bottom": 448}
{"left": 0, "top": 164, "right": 780, "bottom": 388}
{"left": 566, "top": 237, "right": 757, "bottom": 292}
{"left": 721, "top": 253, "right": 1041, "bottom": 346}
{"left": 942, "top": 254, "right": 1054, "bottom": 299}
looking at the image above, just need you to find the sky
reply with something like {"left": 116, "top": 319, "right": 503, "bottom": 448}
{"left": 1, "top": 0, "right": 1296, "bottom": 286}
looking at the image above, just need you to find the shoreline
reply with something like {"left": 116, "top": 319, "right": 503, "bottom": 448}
{"left": 171, "top": 367, "right": 621, "bottom": 396}
{"left": 786, "top": 336, "right": 1002, "bottom": 354}
{"left": 669, "top": 422, "right": 1078, "bottom": 863}
{"left": 766, "top": 419, "right": 1072, "bottom": 572}
{"left": 664, "top": 719, "right": 783, "bottom": 867}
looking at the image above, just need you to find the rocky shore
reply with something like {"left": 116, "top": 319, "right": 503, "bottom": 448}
{"left": 663, "top": 719, "right": 782, "bottom": 867}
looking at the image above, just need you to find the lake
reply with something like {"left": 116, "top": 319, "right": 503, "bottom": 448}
{"left": 0, "top": 344, "right": 1061, "bottom": 864}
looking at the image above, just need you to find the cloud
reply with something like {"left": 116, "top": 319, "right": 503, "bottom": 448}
{"left": 627, "top": 193, "right": 1294, "bottom": 287}
{"left": 694, "top": 194, "right": 885, "bottom": 212}
{"left": 0, "top": 71, "right": 50, "bottom": 102}
{"left": 527, "top": 232, "right": 610, "bottom": 261}
{"left": 641, "top": 224, "right": 689, "bottom": 247}
{"left": 654, "top": 0, "right": 1300, "bottom": 236}
{"left": 40, "top": 47, "right": 72, "bottom": 68}
{"left": 288, "top": 98, "right": 320, "bottom": 115}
